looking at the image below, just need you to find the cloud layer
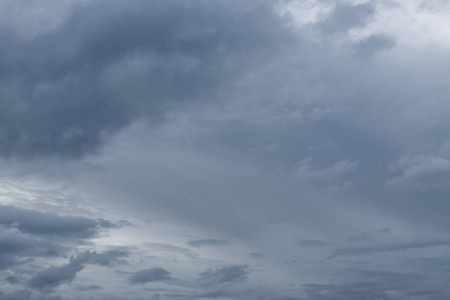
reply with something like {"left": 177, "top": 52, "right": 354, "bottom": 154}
{"left": 2, "top": 0, "right": 450, "bottom": 299}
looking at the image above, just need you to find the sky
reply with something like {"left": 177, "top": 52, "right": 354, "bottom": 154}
{"left": 1, "top": 0, "right": 450, "bottom": 299}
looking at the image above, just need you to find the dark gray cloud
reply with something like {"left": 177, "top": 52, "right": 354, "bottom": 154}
{"left": 97, "top": 219, "right": 133, "bottom": 229}
{"left": 171, "top": 290, "right": 230, "bottom": 299}
{"left": 328, "top": 239, "right": 450, "bottom": 259}
{"left": 406, "top": 256, "right": 450, "bottom": 273}
{"left": 0, "top": 205, "right": 113, "bottom": 239}
{"left": 298, "top": 239, "right": 332, "bottom": 247}
{"left": 270, "top": 297, "right": 304, "bottom": 300}
{"left": 352, "top": 269, "right": 425, "bottom": 291}
{"left": 199, "top": 265, "right": 250, "bottom": 285}
{"left": 249, "top": 252, "right": 266, "bottom": 258}
{"left": 4, "top": 275, "right": 21, "bottom": 285}
{"left": 354, "top": 33, "right": 396, "bottom": 59}
{"left": 0, "top": 289, "right": 31, "bottom": 300}
{"left": 28, "top": 261, "right": 83, "bottom": 292}
{"left": 0, "top": 0, "right": 292, "bottom": 159}
{"left": 318, "top": 2, "right": 375, "bottom": 34}
{"left": 0, "top": 289, "right": 62, "bottom": 300}
{"left": 165, "top": 289, "right": 236, "bottom": 299}
{"left": 298, "top": 268, "right": 444, "bottom": 300}
{"left": 302, "top": 282, "right": 393, "bottom": 300}
{"left": 76, "top": 284, "right": 102, "bottom": 291}
{"left": 28, "top": 250, "right": 128, "bottom": 291}
{"left": 2, "top": 0, "right": 450, "bottom": 299}
{"left": 187, "top": 239, "right": 229, "bottom": 248}
{"left": 128, "top": 267, "right": 172, "bottom": 284}
{"left": 0, "top": 225, "right": 63, "bottom": 269}
{"left": 0, "top": 205, "right": 127, "bottom": 276}
{"left": 195, "top": 290, "right": 229, "bottom": 299}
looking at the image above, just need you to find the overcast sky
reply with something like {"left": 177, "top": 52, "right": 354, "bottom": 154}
{"left": 1, "top": 0, "right": 450, "bottom": 299}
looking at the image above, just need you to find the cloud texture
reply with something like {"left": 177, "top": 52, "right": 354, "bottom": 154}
{"left": 2, "top": 0, "right": 450, "bottom": 299}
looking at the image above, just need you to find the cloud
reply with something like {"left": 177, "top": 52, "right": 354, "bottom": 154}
{"left": 96, "top": 218, "right": 133, "bottom": 229}
{"left": 270, "top": 297, "right": 304, "bottom": 300}
{"left": 143, "top": 242, "right": 196, "bottom": 258}
{"left": 3, "top": 0, "right": 450, "bottom": 299}
{"left": 329, "top": 239, "right": 450, "bottom": 259}
{"left": 199, "top": 265, "right": 250, "bottom": 285}
{"left": 28, "top": 260, "right": 84, "bottom": 292}
{"left": 302, "top": 282, "right": 393, "bottom": 300}
{"left": 294, "top": 158, "right": 359, "bottom": 192}
{"left": 187, "top": 239, "right": 229, "bottom": 248}
{"left": 0, "top": 0, "right": 293, "bottom": 159}
{"left": 128, "top": 268, "right": 172, "bottom": 285}
{"left": 5, "top": 274, "right": 21, "bottom": 284}
{"left": 28, "top": 250, "right": 128, "bottom": 291}
{"left": 298, "top": 239, "right": 332, "bottom": 247}
{"left": 76, "top": 284, "right": 102, "bottom": 291}
{"left": 195, "top": 290, "right": 229, "bottom": 299}
{"left": 408, "top": 255, "right": 450, "bottom": 272}
{"left": 0, "top": 225, "right": 63, "bottom": 269}
{"left": 299, "top": 269, "right": 434, "bottom": 300}
{"left": 0, "top": 204, "right": 128, "bottom": 279}
{"left": 0, "top": 289, "right": 63, "bottom": 300}
{"left": 317, "top": 2, "right": 375, "bottom": 34}
{"left": 0, "top": 205, "right": 112, "bottom": 239}
{"left": 295, "top": 159, "right": 359, "bottom": 180}
{"left": 386, "top": 156, "right": 450, "bottom": 191}
{"left": 353, "top": 269, "right": 424, "bottom": 290}
{"left": 249, "top": 252, "right": 266, "bottom": 258}
{"left": 354, "top": 34, "right": 396, "bottom": 59}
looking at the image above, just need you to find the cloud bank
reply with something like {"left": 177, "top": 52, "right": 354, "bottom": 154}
{"left": 2, "top": 0, "right": 450, "bottom": 299}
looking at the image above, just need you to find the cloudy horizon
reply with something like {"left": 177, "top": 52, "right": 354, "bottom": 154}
{"left": 2, "top": 0, "right": 450, "bottom": 299}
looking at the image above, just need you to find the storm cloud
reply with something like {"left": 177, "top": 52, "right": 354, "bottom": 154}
{"left": 0, "top": 224, "right": 63, "bottom": 269}
{"left": 28, "top": 250, "right": 128, "bottom": 291}
{"left": 2, "top": 0, "right": 450, "bottom": 299}
{"left": 0, "top": 0, "right": 292, "bottom": 159}
{"left": 0, "top": 204, "right": 125, "bottom": 273}
{"left": 0, "top": 205, "right": 112, "bottom": 239}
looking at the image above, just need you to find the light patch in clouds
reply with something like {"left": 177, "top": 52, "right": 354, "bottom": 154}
{"left": 76, "top": 284, "right": 102, "bottom": 291}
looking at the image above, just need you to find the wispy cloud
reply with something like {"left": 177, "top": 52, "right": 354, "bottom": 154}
{"left": 187, "top": 239, "right": 229, "bottom": 248}
{"left": 329, "top": 240, "right": 450, "bottom": 259}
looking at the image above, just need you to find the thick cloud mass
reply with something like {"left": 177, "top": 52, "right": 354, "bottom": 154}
{"left": 0, "top": 0, "right": 290, "bottom": 159}
{"left": 2, "top": 0, "right": 450, "bottom": 299}
{"left": 28, "top": 250, "right": 128, "bottom": 291}
{"left": 0, "top": 205, "right": 107, "bottom": 238}
{"left": 0, "top": 205, "right": 123, "bottom": 270}
{"left": 0, "top": 225, "right": 62, "bottom": 269}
